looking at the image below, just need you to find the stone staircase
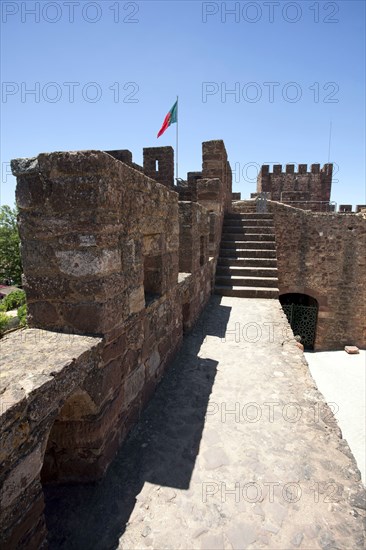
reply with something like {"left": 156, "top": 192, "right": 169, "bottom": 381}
{"left": 215, "top": 210, "right": 279, "bottom": 298}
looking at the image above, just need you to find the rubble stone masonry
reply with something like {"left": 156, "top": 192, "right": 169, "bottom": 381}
{"left": 269, "top": 201, "right": 366, "bottom": 350}
{"left": 256, "top": 163, "right": 333, "bottom": 210}
{"left": 0, "top": 143, "right": 231, "bottom": 548}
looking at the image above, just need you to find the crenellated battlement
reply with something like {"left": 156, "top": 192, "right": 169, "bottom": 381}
{"left": 257, "top": 162, "right": 333, "bottom": 211}
{"left": 260, "top": 163, "right": 333, "bottom": 176}
{"left": 2, "top": 139, "right": 234, "bottom": 549}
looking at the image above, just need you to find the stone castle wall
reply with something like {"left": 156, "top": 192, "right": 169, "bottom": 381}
{"left": 0, "top": 330, "right": 103, "bottom": 549}
{"left": 256, "top": 163, "right": 333, "bottom": 211}
{"left": 269, "top": 201, "right": 366, "bottom": 350}
{"left": 143, "top": 146, "right": 174, "bottom": 188}
{"left": 0, "top": 142, "right": 232, "bottom": 548}
{"left": 176, "top": 140, "right": 232, "bottom": 263}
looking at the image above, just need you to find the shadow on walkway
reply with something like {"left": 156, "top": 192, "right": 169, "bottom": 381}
{"left": 43, "top": 296, "right": 231, "bottom": 549}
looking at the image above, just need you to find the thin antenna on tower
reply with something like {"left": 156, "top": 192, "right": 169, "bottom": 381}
{"left": 328, "top": 121, "right": 332, "bottom": 163}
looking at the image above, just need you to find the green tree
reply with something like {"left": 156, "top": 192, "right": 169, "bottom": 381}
{"left": 0, "top": 205, "right": 22, "bottom": 286}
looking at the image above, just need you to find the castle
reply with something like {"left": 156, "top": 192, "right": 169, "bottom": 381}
{"left": 0, "top": 140, "right": 365, "bottom": 548}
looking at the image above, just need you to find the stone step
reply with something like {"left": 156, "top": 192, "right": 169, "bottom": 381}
{"left": 222, "top": 225, "right": 275, "bottom": 235}
{"left": 223, "top": 224, "right": 274, "bottom": 231}
{"left": 224, "top": 222, "right": 274, "bottom": 230}
{"left": 218, "top": 209, "right": 279, "bottom": 302}
{"left": 214, "top": 285, "right": 279, "bottom": 299}
{"left": 218, "top": 258, "right": 278, "bottom": 268}
{"left": 225, "top": 213, "right": 273, "bottom": 220}
{"left": 219, "top": 249, "right": 277, "bottom": 258}
{"left": 216, "top": 265, "right": 278, "bottom": 278}
{"left": 221, "top": 240, "right": 276, "bottom": 250}
{"left": 216, "top": 275, "right": 279, "bottom": 288}
{"left": 223, "top": 217, "right": 274, "bottom": 227}
{"left": 224, "top": 218, "right": 274, "bottom": 225}
{"left": 222, "top": 231, "right": 275, "bottom": 239}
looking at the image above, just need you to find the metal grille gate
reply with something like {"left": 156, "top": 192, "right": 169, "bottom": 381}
{"left": 282, "top": 304, "right": 318, "bottom": 349}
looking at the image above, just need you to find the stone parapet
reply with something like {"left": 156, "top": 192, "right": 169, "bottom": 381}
{"left": 4, "top": 140, "right": 229, "bottom": 548}
{"left": 143, "top": 146, "right": 174, "bottom": 188}
{"left": 0, "top": 329, "right": 103, "bottom": 549}
{"left": 266, "top": 200, "right": 366, "bottom": 350}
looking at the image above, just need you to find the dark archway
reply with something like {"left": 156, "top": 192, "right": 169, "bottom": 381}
{"left": 40, "top": 389, "right": 99, "bottom": 485}
{"left": 280, "top": 293, "right": 319, "bottom": 350}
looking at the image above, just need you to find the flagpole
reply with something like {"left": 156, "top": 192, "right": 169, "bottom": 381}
{"left": 328, "top": 120, "right": 332, "bottom": 163}
{"left": 176, "top": 95, "right": 179, "bottom": 181}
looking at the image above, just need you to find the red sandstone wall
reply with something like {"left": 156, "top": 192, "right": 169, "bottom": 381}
{"left": 270, "top": 202, "right": 366, "bottom": 350}
{"left": 3, "top": 142, "right": 229, "bottom": 548}
{"left": 10, "top": 149, "right": 220, "bottom": 485}
{"left": 178, "top": 201, "right": 213, "bottom": 331}
{"left": 12, "top": 150, "right": 184, "bottom": 482}
{"left": 0, "top": 330, "right": 103, "bottom": 549}
{"left": 176, "top": 141, "right": 233, "bottom": 274}
{"left": 202, "top": 140, "right": 232, "bottom": 213}
{"left": 257, "top": 164, "right": 333, "bottom": 211}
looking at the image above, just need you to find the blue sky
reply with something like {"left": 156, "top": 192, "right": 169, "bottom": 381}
{"left": 1, "top": 0, "right": 365, "bottom": 208}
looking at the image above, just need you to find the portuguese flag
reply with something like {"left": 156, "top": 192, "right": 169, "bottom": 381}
{"left": 157, "top": 100, "right": 178, "bottom": 138}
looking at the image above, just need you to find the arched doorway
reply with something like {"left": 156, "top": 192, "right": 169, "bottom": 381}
{"left": 280, "top": 293, "right": 318, "bottom": 350}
